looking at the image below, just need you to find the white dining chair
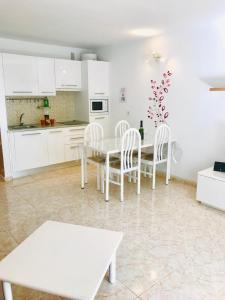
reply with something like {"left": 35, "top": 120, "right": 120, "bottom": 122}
{"left": 115, "top": 120, "right": 130, "bottom": 138}
{"left": 141, "top": 124, "right": 171, "bottom": 189}
{"left": 114, "top": 120, "right": 131, "bottom": 181}
{"left": 84, "top": 122, "right": 104, "bottom": 190}
{"left": 105, "top": 128, "right": 141, "bottom": 201}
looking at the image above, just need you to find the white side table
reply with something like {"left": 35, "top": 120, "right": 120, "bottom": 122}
{"left": 0, "top": 221, "right": 123, "bottom": 300}
{"left": 197, "top": 167, "right": 225, "bottom": 212}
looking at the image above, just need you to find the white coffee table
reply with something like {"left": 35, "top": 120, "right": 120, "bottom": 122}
{"left": 0, "top": 221, "right": 123, "bottom": 300}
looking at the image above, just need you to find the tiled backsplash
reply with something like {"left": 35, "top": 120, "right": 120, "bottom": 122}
{"left": 6, "top": 92, "right": 77, "bottom": 126}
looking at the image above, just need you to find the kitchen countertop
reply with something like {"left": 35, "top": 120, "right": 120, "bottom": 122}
{"left": 8, "top": 121, "right": 88, "bottom": 132}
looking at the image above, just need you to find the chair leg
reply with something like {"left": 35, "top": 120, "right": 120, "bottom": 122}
{"left": 152, "top": 163, "right": 156, "bottom": 190}
{"left": 81, "top": 146, "right": 85, "bottom": 189}
{"left": 144, "top": 164, "right": 147, "bottom": 177}
{"left": 166, "top": 158, "right": 171, "bottom": 184}
{"left": 97, "top": 164, "right": 100, "bottom": 190}
{"left": 137, "top": 168, "right": 141, "bottom": 195}
{"left": 120, "top": 173, "right": 124, "bottom": 202}
{"left": 128, "top": 173, "right": 131, "bottom": 183}
{"left": 149, "top": 165, "right": 151, "bottom": 178}
{"left": 101, "top": 166, "right": 105, "bottom": 193}
{"left": 133, "top": 171, "right": 137, "bottom": 183}
{"left": 105, "top": 154, "right": 110, "bottom": 201}
{"left": 84, "top": 157, "right": 88, "bottom": 184}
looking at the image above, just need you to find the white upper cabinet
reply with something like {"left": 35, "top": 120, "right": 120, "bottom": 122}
{"left": 87, "top": 61, "right": 109, "bottom": 98}
{"left": 37, "top": 57, "right": 56, "bottom": 96}
{"left": 2, "top": 54, "right": 56, "bottom": 96}
{"left": 55, "top": 59, "right": 81, "bottom": 91}
{"left": 3, "top": 53, "right": 38, "bottom": 96}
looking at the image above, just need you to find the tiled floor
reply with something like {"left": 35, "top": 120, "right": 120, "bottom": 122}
{"left": 1, "top": 164, "right": 225, "bottom": 299}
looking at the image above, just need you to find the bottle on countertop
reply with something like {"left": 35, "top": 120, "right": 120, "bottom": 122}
{"left": 43, "top": 97, "right": 49, "bottom": 108}
{"left": 44, "top": 113, "right": 50, "bottom": 126}
{"left": 139, "top": 120, "right": 144, "bottom": 140}
{"left": 43, "top": 97, "right": 50, "bottom": 125}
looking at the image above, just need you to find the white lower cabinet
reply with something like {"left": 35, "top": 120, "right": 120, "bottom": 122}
{"left": 48, "top": 129, "right": 65, "bottom": 164}
{"left": 10, "top": 126, "right": 86, "bottom": 173}
{"left": 197, "top": 167, "right": 225, "bottom": 212}
{"left": 13, "top": 130, "right": 48, "bottom": 171}
{"left": 64, "top": 127, "right": 85, "bottom": 162}
{"left": 64, "top": 144, "right": 80, "bottom": 162}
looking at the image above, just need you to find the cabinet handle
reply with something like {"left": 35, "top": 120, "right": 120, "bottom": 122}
{"left": 70, "top": 146, "right": 77, "bottom": 149}
{"left": 50, "top": 130, "right": 62, "bottom": 133}
{"left": 40, "top": 91, "right": 54, "bottom": 94}
{"left": 94, "top": 92, "right": 105, "bottom": 95}
{"left": 13, "top": 91, "right": 32, "bottom": 94}
{"left": 22, "top": 132, "right": 41, "bottom": 136}
{"left": 61, "top": 84, "right": 77, "bottom": 87}
{"left": 95, "top": 117, "right": 105, "bottom": 120}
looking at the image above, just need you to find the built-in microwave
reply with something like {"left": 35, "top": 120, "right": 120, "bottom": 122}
{"left": 90, "top": 99, "right": 109, "bottom": 114}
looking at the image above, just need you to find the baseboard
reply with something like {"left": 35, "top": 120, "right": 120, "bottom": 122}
{"left": 8, "top": 161, "right": 81, "bottom": 180}
{"left": 1, "top": 176, "right": 13, "bottom": 182}
{"left": 156, "top": 170, "right": 197, "bottom": 187}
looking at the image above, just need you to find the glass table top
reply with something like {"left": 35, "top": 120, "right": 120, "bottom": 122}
{"left": 85, "top": 135, "right": 156, "bottom": 154}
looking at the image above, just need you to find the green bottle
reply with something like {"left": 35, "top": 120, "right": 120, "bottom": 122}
{"left": 43, "top": 97, "right": 49, "bottom": 108}
{"left": 139, "top": 120, "right": 144, "bottom": 140}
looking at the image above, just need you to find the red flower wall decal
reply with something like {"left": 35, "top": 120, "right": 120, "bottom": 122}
{"left": 147, "top": 70, "right": 173, "bottom": 127}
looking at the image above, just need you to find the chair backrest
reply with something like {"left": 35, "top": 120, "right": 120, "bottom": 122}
{"left": 84, "top": 122, "right": 103, "bottom": 142}
{"left": 115, "top": 120, "right": 130, "bottom": 138}
{"left": 121, "top": 128, "right": 141, "bottom": 172}
{"left": 84, "top": 122, "right": 103, "bottom": 156}
{"left": 154, "top": 124, "right": 171, "bottom": 162}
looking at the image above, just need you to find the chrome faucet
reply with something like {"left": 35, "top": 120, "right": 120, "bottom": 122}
{"left": 19, "top": 113, "right": 24, "bottom": 126}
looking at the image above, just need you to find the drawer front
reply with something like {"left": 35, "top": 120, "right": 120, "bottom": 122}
{"left": 64, "top": 126, "right": 86, "bottom": 135}
{"left": 64, "top": 135, "right": 84, "bottom": 145}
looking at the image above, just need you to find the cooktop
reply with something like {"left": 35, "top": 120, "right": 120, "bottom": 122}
{"left": 58, "top": 120, "right": 88, "bottom": 125}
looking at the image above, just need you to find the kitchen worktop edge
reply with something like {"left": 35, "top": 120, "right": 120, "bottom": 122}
{"left": 8, "top": 122, "right": 89, "bottom": 132}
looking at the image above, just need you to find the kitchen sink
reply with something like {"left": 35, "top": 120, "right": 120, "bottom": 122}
{"left": 10, "top": 125, "right": 38, "bottom": 130}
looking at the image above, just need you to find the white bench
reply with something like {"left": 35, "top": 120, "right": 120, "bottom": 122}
{"left": 197, "top": 167, "right": 225, "bottom": 212}
{"left": 0, "top": 221, "right": 123, "bottom": 300}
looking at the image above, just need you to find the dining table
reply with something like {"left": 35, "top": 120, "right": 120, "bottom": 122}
{"left": 80, "top": 134, "right": 175, "bottom": 201}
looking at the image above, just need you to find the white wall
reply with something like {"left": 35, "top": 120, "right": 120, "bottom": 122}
{"left": 0, "top": 54, "right": 11, "bottom": 178}
{"left": 96, "top": 21, "right": 225, "bottom": 182}
{"left": 0, "top": 37, "right": 88, "bottom": 59}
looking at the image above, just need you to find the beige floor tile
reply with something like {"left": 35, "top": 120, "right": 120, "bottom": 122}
{"left": 96, "top": 279, "right": 137, "bottom": 299}
{"left": 0, "top": 164, "right": 225, "bottom": 299}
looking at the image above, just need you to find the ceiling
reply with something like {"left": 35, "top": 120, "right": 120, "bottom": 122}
{"left": 0, "top": 0, "right": 224, "bottom": 49}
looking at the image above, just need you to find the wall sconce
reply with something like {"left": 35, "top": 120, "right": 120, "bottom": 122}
{"left": 145, "top": 51, "right": 163, "bottom": 64}
{"left": 152, "top": 51, "right": 162, "bottom": 61}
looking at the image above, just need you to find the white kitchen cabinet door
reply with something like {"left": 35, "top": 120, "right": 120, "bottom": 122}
{"left": 13, "top": 130, "right": 48, "bottom": 171}
{"left": 48, "top": 129, "right": 65, "bottom": 164}
{"left": 90, "top": 115, "right": 110, "bottom": 138}
{"left": 3, "top": 53, "right": 38, "bottom": 96}
{"left": 64, "top": 145, "right": 81, "bottom": 161}
{"left": 37, "top": 57, "right": 56, "bottom": 96}
{"left": 88, "top": 61, "right": 109, "bottom": 98}
{"left": 55, "top": 59, "right": 81, "bottom": 91}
